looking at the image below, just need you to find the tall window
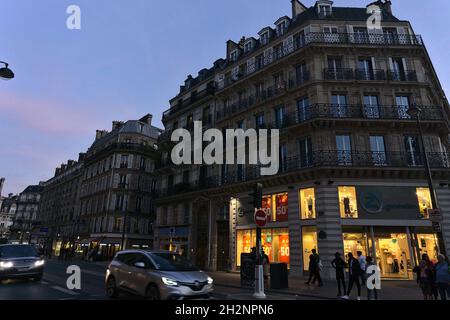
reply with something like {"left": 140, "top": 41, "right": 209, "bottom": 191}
{"left": 353, "top": 27, "right": 368, "bottom": 43}
{"left": 120, "top": 155, "right": 129, "bottom": 168}
{"left": 364, "top": 95, "right": 380, "bottom": 118}
{"left": 358, "top": 58, "right": 374, "bottom": 80}
{"left": 416, "top": 188, "right": 433, "bottom": 218}
{"left": 331, "top": 94, "right": 348, "bottom": 117}
{"left": 404, "top": 135, "right": 422, "bottom": 166}
{"left": 279, "top": 144, "right": 288, "bottom": 172}
{"left": 115, "top": 195, "right": 125, "bottom": 211}
{"left": 299, "top": 188, "right": 316, "bottom": 219}
{"left": 297, "top": 97, "right": 310, "bottom": 122}
{"left": 396, "top": 96, "right": 410, "bottom": 119}
{"left": 295, "top": 63, "right": 308, "bottom": 84}
{"left": 391, "top": 57, "right": 406, "bottom": 80}
{"left": 370, "top": 136, "right": 387, "bottom": 166}
{"left": 336, "top": 135, "right": 352, "bottom": 165}
{"left": 183, "top": 203, "right": 190, "bottom": 224}
{"left": 260, "top": 32, "right": 270, "bottom": 45}
{"left": 299, "top": 137, "right": 313, "bottom": 168}
{"left": 383, "top": 28, "right": 398, "bottom": 45}
{"left": 255, "top": 113, "right": 265, "bottom": 129}
{"left": 327, "top": 57, "right": 343, "bottom": 79}
{"left": 339, "top": 186, "right": 358, "bottom": 218}
{"left": 302, "top": 226, "right": 318, "bottom": 271}
{"left": 323, "top": 26, "right": 339, "bottom": 43}
{"left": 274, "top": 105, "right": 285, "bottom": 128}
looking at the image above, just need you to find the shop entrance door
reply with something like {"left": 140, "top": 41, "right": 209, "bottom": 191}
{"left": 216, "top": 220, "right": 229, "bottom": 271}
{"left": 375, "top": 233, "right": 412, "bottom": 279}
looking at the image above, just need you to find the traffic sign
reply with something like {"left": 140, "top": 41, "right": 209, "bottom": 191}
{"left": 254, "top": 209, "right": 267, "bottom": 227}
{"left": 432, "top": 221, "right": 442, "bottom": 233}
{"left": 427, "top": 208, "right": 443, "bottom": 222}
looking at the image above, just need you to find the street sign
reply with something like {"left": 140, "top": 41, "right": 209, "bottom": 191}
{"left": 432, "top": 221, "right": 442, "bottom": 233}
{"left": 427, "top": 208, "right": 443, "bottom": 222}
{"left": 254, "top": 209, "right": 267, "bottom": 228}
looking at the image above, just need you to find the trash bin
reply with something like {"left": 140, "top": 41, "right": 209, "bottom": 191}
{"left": 270, "top": 263, "right": 288, "bottom": 289}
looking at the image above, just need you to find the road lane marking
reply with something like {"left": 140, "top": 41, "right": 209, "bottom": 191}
{"left": 51, "top": 286, "right": 79, "bottom": 296}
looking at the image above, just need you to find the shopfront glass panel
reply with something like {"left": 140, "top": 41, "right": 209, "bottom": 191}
{"left": 343, "top": 233, "right": 368, "bottom": 257}
{"left": 302, "top": 226, "right": 318, "bottom": 271}
{"left": 416, "top": 188, "right": 433, "bottom": 218}
{"left": 417, "top": 233, "right": 438, "bottom": 262}
{"left": 375, "top": 233, "right": 412, "bottom": 279}
{"left": 236, "top": 228, "right": 290, "bottom": 267}
{"left": 339, "top": 186, "right": 358, "bottom": 218}
{"left": 262, "top": 193, "right": 288, "bottom": 222}
{"left": 299, "top": 188, "right": 316, "bottom": 219}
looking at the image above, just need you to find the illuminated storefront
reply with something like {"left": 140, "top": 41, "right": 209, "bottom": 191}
{"left": 236, "top": 228, "right": 290, "bottom": 267}
{"left": 416, "top": 188, "right": 433, "bottom": 218}
{"left": 339, "top": 186, "right": 358, "bottom": 218}
{"left": 299, "top": 188, "right": 316, "bottom": 219}
{"left": 262, "top": 193, "right": 288, "bottom": 222}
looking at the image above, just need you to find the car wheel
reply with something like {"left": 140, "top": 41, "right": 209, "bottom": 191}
{"left": 106, "top": 277, "right": 119, "bottom": 298}
{"left": 145, "top": 284, "right": 160, "bottom": 300}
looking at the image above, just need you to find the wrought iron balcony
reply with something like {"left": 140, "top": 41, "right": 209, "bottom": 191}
{"left": 216, "top": 32, "right": 423, "bottom": 91}
{"left": 156, "top": 150, "right": 450, "bottom": 198}
{"left": 355, "top": 69, "right": 386, "bottom": 81}
{"left": 388, "top": 70, "right": 418, "bottom": 82}
{"left": 290, "top": 104, "right": 443, "bottom": 125}
{"left": 324, "top": 68, "right": 354, "bottom": 80}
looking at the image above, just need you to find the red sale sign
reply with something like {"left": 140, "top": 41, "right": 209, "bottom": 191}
{"left": 276, "top": 193, "right": 288, "bottom": 222}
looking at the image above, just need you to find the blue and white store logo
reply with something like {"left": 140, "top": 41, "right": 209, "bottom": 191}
{"left": 360, "top": 191, "right": 384, "bottom": 214}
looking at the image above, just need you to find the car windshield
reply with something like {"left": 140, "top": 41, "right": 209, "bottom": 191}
{"left": 150, "top": 252, "right": 198, "bottom": 271}
{"left": 0, "top": 245, "right": 38, "bottom": 258}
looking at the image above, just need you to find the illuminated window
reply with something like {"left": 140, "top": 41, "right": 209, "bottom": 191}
{"left": 236, "top": 228, "right": 290, "bottom": 267}
{"left": 343, "top": 233, "right": 367, "bottom": 257}
{"left": 299, "top": 188, "right": 316, "bottom": 219}
{"left": 262, "top": 193, "right": 288, "bottom": 222}
{"left": 302, "top": 226, "right": 317, "bottom": 271}
{"left": 339, "top": 186, "right": 358, "bottom": 218}
{"left": 416, "top": 188, "right": 432, "bottom": 218}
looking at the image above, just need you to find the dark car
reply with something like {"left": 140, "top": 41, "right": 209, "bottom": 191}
{"left": 0, "top": 244, "right": 45, "bottom": 281}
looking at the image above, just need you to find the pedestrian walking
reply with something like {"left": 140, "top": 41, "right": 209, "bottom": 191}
{"left": 435, "top": 254, "right": 450, "bottom": 300}
{"left": 357, "top": 251, "right": 366, "bottom": 287}
{"left": 417, "top": 254, "right": 435, "bottom": 300}
{"left": 343, "top": 252, "right": 361, "bottom": 300}
{"left": 331, "top": 252, "right": 347, "bottom": 297}
{"left": 305, "top": 249, "right": 323, "bottom": 287}
{"left": 366, "top": 256, "right": 378, "bottom": 300}
{"left": 262, "top": 250, "right": 270, "bottom": 287}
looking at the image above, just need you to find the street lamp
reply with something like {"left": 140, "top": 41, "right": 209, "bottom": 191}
{"left": 407, "top": 105, "right": 447, "bottom": 256}
{"left": 0, "top": 61, "right": 14, "bottom": 80}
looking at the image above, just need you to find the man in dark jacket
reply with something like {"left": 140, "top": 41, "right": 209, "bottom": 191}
{"left": 305, "top": 249, "right": 323, "bottom": 286}
{"left": 343, "top": 252, "right": 361, "bottom": 300}
{"left": 332, "top": 252, "right": 347, "bottom": 297}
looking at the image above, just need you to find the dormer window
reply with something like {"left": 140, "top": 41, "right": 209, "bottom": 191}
{"left": 260, "top": 30, "right": 270, "bottom": 45}
{"left": 230, "top": 49, "right": 239, "bottom": 62}
{"left": 316, "top": 0, "right": 333, "bottom": 17}
{"left": 276, "top": 20, "right": 288, "bottom": 36}
{"left": 244, "top": 41, "right": 253, "bottom": 53}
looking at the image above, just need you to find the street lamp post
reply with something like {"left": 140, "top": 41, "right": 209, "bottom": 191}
{"left": 0, "top": 61, "right": 14, "bottom": 80}
{"left": 407, "top": 106, "right": 447, "bottom": 256}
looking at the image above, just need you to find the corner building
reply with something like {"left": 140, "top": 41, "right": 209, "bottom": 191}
{"left": 155, "top": 0, "right": 450, "bottom": 280}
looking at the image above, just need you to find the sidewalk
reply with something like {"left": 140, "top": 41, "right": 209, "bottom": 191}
{"left": 209, "top": 271, "right": 424, "bottom": 300}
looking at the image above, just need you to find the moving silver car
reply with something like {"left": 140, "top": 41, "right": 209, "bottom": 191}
{"left": 105, "top": 249, "right": 213, "bottom": 300}
{"left": 0, "top": 244, "right": 45, "bottom": 281}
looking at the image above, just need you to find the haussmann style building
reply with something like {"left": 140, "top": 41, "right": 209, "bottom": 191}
{"left": 154, "top": 0, "right": 450, "bottom": 280}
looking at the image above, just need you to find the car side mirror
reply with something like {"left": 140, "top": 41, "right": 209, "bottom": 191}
{"left": 134, "top": 262, "right": 146, "bottom": 269}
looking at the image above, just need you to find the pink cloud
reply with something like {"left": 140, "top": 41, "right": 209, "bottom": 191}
{"left": 0, "top": 92, "right": 100, "bottom": 135}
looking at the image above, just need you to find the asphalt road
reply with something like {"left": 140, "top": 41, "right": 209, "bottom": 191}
{"left": 0, "top": 259, "right": 242, "bottom": 300}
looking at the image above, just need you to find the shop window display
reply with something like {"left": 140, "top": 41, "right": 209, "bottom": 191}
{"left": 302, "top": 226, "right": 318, "bottom": 271}
{"left": 262, "top": 193, "right": 288, "bottom": 222}
{"left": 236, "top": 228, "right": 290, "bottom": 267}
{"left": 299, "top": 188, "right": 316, "bottom": 219}
{"left": 417, "top": 233, "right": 438, "bottom": 262}
{"left": 339, "top": 186, "right": 358, "bottom": 218}
{"left": 416, "top": 188, "right": 432, "bottom": 218}
{"left": 343, "top": 233, "right": 368, "bottom": 257}
{"left": 375, "top": 233, "right": 412, "bottom": 279}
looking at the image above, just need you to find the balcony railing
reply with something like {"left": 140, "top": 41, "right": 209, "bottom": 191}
{"left": 156, "top": 151, "right": 449, "bottom": 198}
{"left": 285, "top": 104, "right": 443, "bottom": 126}
{"left": 388, "top": 70, "right": 418, "bottom": 82}
{"left": 355, "top": 69, "right": 386, "bottom": 81}
{"left": 216, "top": 32, "right": 423, "bottom": 91}
{"left": 324, "top": 68, "right": 354, "bottom": 80}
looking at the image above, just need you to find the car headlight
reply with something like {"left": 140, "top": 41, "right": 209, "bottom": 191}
{"left": 34, "top": 260, "right": 45, "bottom": 267}
{"left": 162, "top": 277, "right": 178, "bottom": 286}
{"left": 0, "top": 261, "right": 13, "bottom": 269}
{"left": 207, "top": 276, "right": 213, "bottom": 285}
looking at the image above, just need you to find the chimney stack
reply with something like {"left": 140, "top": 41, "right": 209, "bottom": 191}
{"left": 0, "top": 178, "right": 4, "bottom": 196}
{"left": 112, "top": 121, "right": 124, "bottom": 131}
